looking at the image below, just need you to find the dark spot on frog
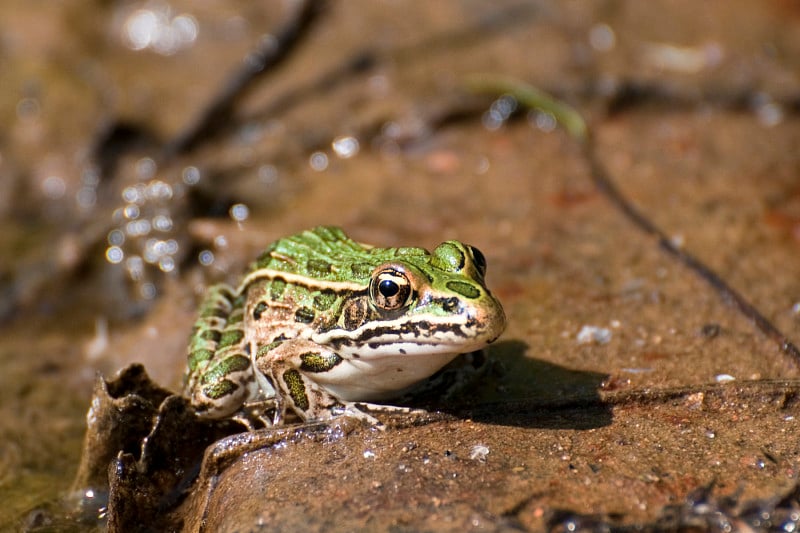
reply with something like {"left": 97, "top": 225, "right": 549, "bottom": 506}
{"left": 201, "top": 354, "right": 250, "bottom": 385}
{"left": 445, "top": 280, "right": 480, "bottom": 299}
{"left": 300, "top": 352, "right": 342, "bottom": 373}
{"left": 283, "top": 369, "right": 309, "bottom": 410}
{"left": 203, "top": 379, "right": 238, "bottom": 400}
{"left": 399, "top": 348, "right": 406, "bottom": 354}
{"left": 188, "top": 349, "right": 214, "bottom": 371}
{"left": 227, "top": 310, "right": 244, "bottom": 325}
{"left": 257, "top": 340, "right": 283, "bottom": 357}
{"left": 313, "top": 291, "right": 337, "bottom": 311}
{"left": 253, "top": 301, "right": 268, "bottom": 321}
{"left": 294, "top": 307, "right": 315, "bottom": 323}
{"left": 218, "top": 328, "right": 245, "bottom": 348}
{"left": 200, "top": 305, "right": 229, "bottom": 319}
{"left": 440, "top": 297, "right": 460, "bottom": 313}
{"left": 200, "top": 329, "right": 221, "bottom": 342}
{"left": 306, "top": 258, "right": 332, "bottom": 276}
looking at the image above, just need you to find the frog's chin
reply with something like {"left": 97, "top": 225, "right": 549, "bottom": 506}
{"left": 311, "top": 350, "right": 462, "bottom": 401}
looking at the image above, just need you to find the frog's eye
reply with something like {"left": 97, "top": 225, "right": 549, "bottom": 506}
{"left": 467, "top": 245, "right": 487, "bottom": 278}
{"left": 370, "top": 268, "right": 412, "bottom": 311}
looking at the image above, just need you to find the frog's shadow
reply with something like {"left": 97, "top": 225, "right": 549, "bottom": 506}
{"left": 425, "top": 339, "right": 613, "bottom": 430}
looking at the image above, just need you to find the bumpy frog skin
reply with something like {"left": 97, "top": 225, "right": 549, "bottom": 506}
{"left": 184, "top": 226, "right": 506, "bottom": 426}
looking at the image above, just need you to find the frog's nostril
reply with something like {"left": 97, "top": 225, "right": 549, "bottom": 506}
{"left": 442, "top": 297, "right": 460, "bottom": 312}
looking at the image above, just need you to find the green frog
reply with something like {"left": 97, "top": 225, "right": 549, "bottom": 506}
{"left": 185, "top": 226, "right": 506, "bottom": 427}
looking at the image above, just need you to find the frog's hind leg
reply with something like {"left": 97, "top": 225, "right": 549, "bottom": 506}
{"left": 185, "top": 284, "right": 258, "bottom": 420}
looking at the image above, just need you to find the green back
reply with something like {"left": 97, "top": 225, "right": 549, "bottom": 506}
{"left": 251, "top": 226, "right": 431, "bottom": 284}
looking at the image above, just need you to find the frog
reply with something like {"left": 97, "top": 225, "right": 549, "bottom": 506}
{"left": 184, "top": 226, "right": 506, "bottom": 427}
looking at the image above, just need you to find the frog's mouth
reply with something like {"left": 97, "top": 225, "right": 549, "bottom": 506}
{"left": 314, "top": 315, "right": 502, "bottom": 358}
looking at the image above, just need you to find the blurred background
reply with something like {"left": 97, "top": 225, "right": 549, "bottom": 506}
{"left": 1, "top": 1, "right": 799, "bottom": 530}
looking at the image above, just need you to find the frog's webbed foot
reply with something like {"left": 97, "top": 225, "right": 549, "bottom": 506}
{"left": 331, "top": 402, "right": 384, "bottom": 428}
{"left": 232, "top": 398, "right": 280, "bottom": 431}
{"left": 353, "top": 402, "right": 428, "bottom": 417}
{"left": 353, "top": 402, "right": 437, "bottom": 428}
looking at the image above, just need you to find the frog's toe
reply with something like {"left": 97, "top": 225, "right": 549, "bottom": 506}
{"left": 333, "top": 403, "right": 383, "bottom": 428}
{"left": 232, "top": 399, "right": 279, "bottom": 430}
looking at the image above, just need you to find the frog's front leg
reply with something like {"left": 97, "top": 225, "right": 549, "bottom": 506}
{"left": 185, "top": 284, "right": 259, "bottom": 420}
{"left": 254, "top": 340, "right": 379, "bottom": 426}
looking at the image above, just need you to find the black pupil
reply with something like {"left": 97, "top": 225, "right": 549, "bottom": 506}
{"left": 379, "top": 279, "right": 399, "bottom": 297}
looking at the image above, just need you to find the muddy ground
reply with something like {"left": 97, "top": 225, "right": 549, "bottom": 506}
{"left": 1, "top": 1, "right": 800, "bottom": 531}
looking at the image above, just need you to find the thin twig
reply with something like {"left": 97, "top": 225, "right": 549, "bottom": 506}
{"left": 585, "top": 148, "right": 800, "bottom": 363}
{"left": 467, "top": 75, "right": 800, "bottom": 366}
{"left": 165, "top": 0, "right": 326, "bottom": 156}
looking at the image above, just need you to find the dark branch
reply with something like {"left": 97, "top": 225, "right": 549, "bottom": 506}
{"left": 164, "top": 0, "right": 327, "bottom": 156}
{"left": 584, "top": 139, "right": 800, "bottom": 365}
